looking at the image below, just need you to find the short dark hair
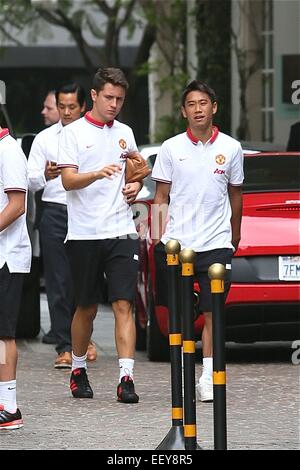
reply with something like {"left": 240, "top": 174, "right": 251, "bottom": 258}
{"left": 92, "top": 67, "right": 129, "bottom": 93}
{"left": 181, "top": 80, "right": 217, "bottom": 107}
{"left": 56, "top": 83, "right": 86, "bottom": 107}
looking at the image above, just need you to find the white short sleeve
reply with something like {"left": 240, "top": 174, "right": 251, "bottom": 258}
{"left": 151, "top": 142, "right": 172, "bottom": 183}
{"left": 58, "top": 126, "right": 79, "bottom": 168}
{"left": 127, "top": 128, "right": 139, "bottom": 153}
{"left": 27, "top": 133, "right": 47, "bottom": 192}
{"left": 228, "top": 144, "right": 244, "bottom": 186}
{"left": 3, "top": 142, "right": 27, "bottom": 192}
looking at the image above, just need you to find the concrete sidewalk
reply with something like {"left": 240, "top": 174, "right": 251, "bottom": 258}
{"left": 1, "top": 294, "right": 299, "bottom": 450}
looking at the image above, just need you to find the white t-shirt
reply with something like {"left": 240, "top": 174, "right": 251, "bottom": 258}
{"left": 28, "top": 121, "right": 66, "bottom": 205}
{"left": 151, "top": 127, "right": 244, "bottom": 252}
{"left": 57, "top": 113, "right": 138, "bottom": 239}
{"left": 0, "top": 129, "right": 32, "bottom": 273}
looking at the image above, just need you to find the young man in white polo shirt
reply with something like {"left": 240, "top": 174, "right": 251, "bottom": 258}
{"left": 58, "top": 67, "right": 142, "bottom": 403}
{"left": 152, "top": 80, "right": 244, "bottom": 402}
{"left": 0, "top": 127, "right": 31, "bottom": 429}
{"left": 28, "top": 83, "right": 90, "bottom": 369}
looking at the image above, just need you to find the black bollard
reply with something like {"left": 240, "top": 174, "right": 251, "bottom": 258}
{"left": 179, "top": 248, "right": 199, "bottom": 451}
{"left": 208, "top": 263, "right": 227, "bottom": 450}
{"left": 156, "top": 240, "right": 185, "bottom": 450}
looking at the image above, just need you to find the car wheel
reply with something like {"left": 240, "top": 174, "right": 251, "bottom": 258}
{"left": 147, "top": 280, "right": 170, "bottom": 362}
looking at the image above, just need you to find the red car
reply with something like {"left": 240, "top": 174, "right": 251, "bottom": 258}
{"left": 133, "top": 151, "right": 300, "bottom": 361}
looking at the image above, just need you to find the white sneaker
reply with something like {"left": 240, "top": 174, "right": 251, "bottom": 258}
{"left": 196, "top": 375, "right": 213, "bottom": 402}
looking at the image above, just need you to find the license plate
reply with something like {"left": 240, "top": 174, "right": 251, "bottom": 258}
{"left": 278, "top": 256, "right": 300, "bottom": 281}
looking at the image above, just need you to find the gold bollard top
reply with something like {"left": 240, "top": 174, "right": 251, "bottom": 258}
{"left": 165, "top": 239, "right": 181, "bottom": 255}
{"left": 179, "top": 248, "right": 196, "bottom": 264}
{"left": 208, "top": 263, "right": 226, "bottom": 280}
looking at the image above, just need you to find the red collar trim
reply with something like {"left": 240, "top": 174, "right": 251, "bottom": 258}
{"left": 210, "top": 126, "right": 219, "bottom": 143}
{"left": 84, "top": 112, "right": 114, "bottom": 128}
{"left": 186, "top": 127, "right": 198, "bottom": 144}
{"left": 0, "top": 128, "right": 9, "bottom": 140}
{"left": 186, "top": 126, "right": 219, "bottom": 145}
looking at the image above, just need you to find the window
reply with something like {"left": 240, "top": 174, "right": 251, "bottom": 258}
{"left": 244, "top": 155, "right": 300, "bottom": 192}
{"left": 261, "top": 0, "right": 274, "bottom": 142}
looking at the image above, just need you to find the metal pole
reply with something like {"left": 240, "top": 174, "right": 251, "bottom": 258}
{"left": 208, "top": 263, "right": 227, "bottom": 450}
{"left": 179, "top": 248, "right": 197, "bottom": 451}
{"left": 156, "top": 240, "right": 185, "bottom": 450}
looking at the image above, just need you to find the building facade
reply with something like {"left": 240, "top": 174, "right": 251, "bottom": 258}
{"left": 231, "top": 0, "right": 300, "bottom": 148}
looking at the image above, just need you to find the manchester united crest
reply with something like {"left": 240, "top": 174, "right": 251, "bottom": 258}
{"left": 215, "top": 154, "right": 226, "bottom": 165}
{"left": 119, "top": 139, "right": 127, "bottom": 150}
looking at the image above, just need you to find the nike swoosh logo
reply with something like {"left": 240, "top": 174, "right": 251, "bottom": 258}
{"left": 8, "top": 387, "right": 16, "bottom": 390}
{"left": 179, "top": 158, "right": 187, "bottom": 161}
{"left": 86, "top": 144, "right": 94, "bottom": 148}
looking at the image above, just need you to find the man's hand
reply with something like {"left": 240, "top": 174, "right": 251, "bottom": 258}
{"left": 231, "top": 235, "right": 241, "bottom": 252}
{"left": 61, "top": 164, "right": 122, "bottom": 191}
{"left": 122, "top": 181, "right": 142, "bottom": 204}
{"left": 98, "top": 164, "right": 122, "bottom": 180}
{"left": 45, "top": 161, "right": 61, "bottom": 180}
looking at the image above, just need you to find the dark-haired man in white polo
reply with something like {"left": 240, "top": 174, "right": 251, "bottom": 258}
{"left": 28, "top": 83, "right": 89, "bottom": 369}
{"left": 58, "top": 67, "right": 142, "bottom": 403}
{"left": 152, "top": 80, "right": 244, "bottom": 402}
{"left": 0, "top": 126, "right": 31, "bottom": 429}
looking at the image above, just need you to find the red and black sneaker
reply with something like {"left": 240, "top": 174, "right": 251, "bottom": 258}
{"left": 70, "top": 368, "right": 93, "bottom": 398}
{"left": 0, "top": 405, "right": 23, "bottom": 430}
{"left": 117, "top": 376, "right": 139, "bottom": 404}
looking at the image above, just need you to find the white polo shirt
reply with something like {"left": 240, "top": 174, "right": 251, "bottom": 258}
{"left": 0, "top": 129, "right": 32, "bottom": 273}
{"left": 151, "top": 127, "right": 244, "bottom": 252}
{"left": 28, "top": 121, "right": 66, "bottom": 205}
{"left": 57, "top": 112, "right": 138, "bottom": 240}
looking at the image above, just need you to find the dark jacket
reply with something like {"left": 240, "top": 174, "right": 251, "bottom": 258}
{"left": 287, "top": 121, "right": 300, "bottom": 151}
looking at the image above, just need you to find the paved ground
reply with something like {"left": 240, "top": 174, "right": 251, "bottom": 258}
{"left": 1, "top": 294, "right": 299, "bottom": 451}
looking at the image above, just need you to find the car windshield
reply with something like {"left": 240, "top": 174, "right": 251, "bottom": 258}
{"left": 243, "top": 154, "right": 300, "bottom": 193}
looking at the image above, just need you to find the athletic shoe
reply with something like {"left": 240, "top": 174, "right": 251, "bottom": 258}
{"left": 117, "top": 376, "right": 139, "bottom": 403}
{"left": 0, "top": 406, "right": 23, "bottom": 430}
{"left": 54, "top": 351, "right": 72, "bottom": 369}
{"left": 70, "top": 368, "right": 93, "bottom": 399}
{"left": 196, "top": 375, "right": 213, "bottom": 402}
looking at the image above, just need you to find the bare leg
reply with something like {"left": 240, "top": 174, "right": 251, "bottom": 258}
{"left": 71, "top": 305, "right": 97, "bottom": 357}
{"left": 112, "top": 300, "right": 136, "bottom": 359}
{"left": 0, "top": 338, "right": 17, "bottom": 381}
{"left": 202, "top": 312, "right": 212, "bottom": 357}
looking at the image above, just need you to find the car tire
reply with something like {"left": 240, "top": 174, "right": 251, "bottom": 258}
{"left": 147, "top": 280, "right": 170, "bottom": 362}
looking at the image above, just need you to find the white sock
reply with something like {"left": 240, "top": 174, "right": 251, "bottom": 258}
{"left": 0, "top": 380, "right": 17, "bottom": 413}
{"left": 72, "top": 352, "right": 87, "bottom": 371}
{"left": 119, "top": 358, "right": 134, "bottom": 382}
{"left": 202, "top": 357, "right": 213, "bottom": 379}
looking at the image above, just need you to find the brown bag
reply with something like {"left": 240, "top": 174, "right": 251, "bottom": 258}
{"left": 125, "top": 151, "right": 152, "bottom": 183}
